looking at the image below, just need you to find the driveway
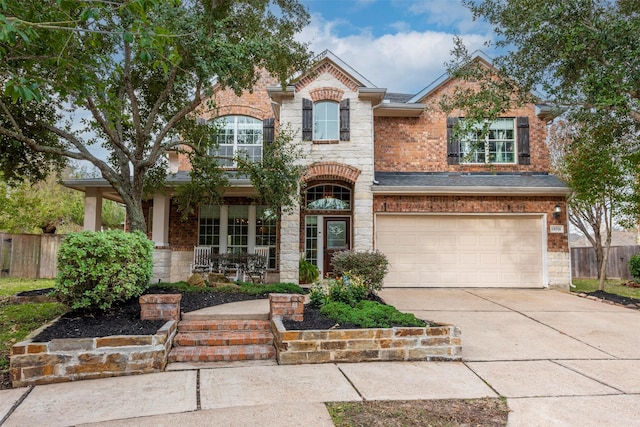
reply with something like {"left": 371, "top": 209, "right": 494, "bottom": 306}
{"left": 379, "top": 288, "right": 640, "bottom": 426}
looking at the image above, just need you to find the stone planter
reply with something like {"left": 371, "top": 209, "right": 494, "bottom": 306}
{"left": 269, "top": 294, "right": 462, "bottom": 364}
{"left": 10, "top": 320, "right": 177, "bottom": 388}
{"left": 10, "top": 294, "right": 182, "bottom": 388}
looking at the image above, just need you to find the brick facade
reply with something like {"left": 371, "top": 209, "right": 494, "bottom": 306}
{"left": 143, "top": 53, "right": 569, "bottom": 289}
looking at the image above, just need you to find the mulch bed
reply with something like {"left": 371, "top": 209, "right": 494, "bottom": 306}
{"left": 585, "top": 290, "right": 640, "bottom": 309}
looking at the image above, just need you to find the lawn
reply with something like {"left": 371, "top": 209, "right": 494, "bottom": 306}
{"left": 0, "top": 278, "right": 67, "bottom": 370}
{"left": 572, "top": 278, "right": 640, "bottom": 299}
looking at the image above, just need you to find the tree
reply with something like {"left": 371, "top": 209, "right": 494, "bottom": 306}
{"left": 442, "top": 0, "right": 640, "bottom": 137}
{"left": 549, "top": 112, "right": 638, "bottom": 290}
{"left": 0, "top": 0, "right": 312, "bottom": 233}
{"left": 0, "top": 167, "right": 125, "bottom": 234}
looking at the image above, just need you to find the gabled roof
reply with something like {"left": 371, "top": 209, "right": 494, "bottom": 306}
{"left": 408, "top": 50, "right": 495, "bottom": 104}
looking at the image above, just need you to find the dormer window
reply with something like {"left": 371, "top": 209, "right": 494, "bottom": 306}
{"left": 210, "top": 115, "right": 263, "bottom": 167}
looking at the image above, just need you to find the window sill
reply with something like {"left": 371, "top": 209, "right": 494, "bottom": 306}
{"left": 312, "top": 140, "right": 340, "bottom": 145}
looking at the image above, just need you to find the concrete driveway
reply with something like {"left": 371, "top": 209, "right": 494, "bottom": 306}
{"left": 379, "top": 288, "right": 640, "bottom": 426}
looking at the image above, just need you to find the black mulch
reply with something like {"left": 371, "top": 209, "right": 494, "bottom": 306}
{"left": 15, "top": 288, "right": 55, "bottom": 297}
{"left": 587, "top": 290, "right": 640, "bottom": 308}
{"left": 32, "top": 287, "right": 271, "bottom": 342}
{"left": 282, "top": 304, "right": 361, "bottom": 330}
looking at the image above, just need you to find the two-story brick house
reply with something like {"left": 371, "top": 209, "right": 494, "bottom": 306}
{"left": 66, "top": 50, "right": 570, "bottom": 290}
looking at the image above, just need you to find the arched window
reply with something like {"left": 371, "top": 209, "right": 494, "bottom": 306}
{"left": 313, "top": 101, "right": 339, "bottom": 140}
{"left": 305, "top": 184, "right": 351, "bottom": 210}
{"left": 211, "top": 115, "right": 262, "bottom": 167}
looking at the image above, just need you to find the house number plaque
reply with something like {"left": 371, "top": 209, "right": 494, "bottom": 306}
{"left": 550, "top": 225, "right": 564, "bottom": 234}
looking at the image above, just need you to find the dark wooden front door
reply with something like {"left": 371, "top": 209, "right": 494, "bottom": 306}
{"left": 323, "top": 217, "right": 350, "bottom": 276}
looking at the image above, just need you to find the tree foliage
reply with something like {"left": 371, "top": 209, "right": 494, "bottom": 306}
{"left": 0, "top": 167, "right": 125, "bottom": 234}
{"left": 0, "top": 0, "right": 312, "bottom": 233}
{"left": 444, "top": 0, "right": 640, "bottom": 131}
{"left": 549, "top": 111, "right": 639, "bottom": 289}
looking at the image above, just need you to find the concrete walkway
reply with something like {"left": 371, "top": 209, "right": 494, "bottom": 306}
{"left": 2, "top": 289, "right": 640, "bottom": 426}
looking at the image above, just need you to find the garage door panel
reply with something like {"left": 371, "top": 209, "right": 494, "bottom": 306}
{"left": 377, "top": 215, "right": 543, "bottom": 288}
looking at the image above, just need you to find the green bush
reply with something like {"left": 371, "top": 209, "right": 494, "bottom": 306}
{"left": 309, "top": 282, "right": 327, "bottom": 307}
{"left": 630, "top": 254, "right": 640, "bottom": 281}
{"left": 320, "top": 300, "right": 425, "bottom": 328}
{"left": 330, "top": 250, "right": 389, "bottom": 293}
{"left": 327, "top": 274, "right": 368, "bottom": 306}
{"left": 54, "top": 230, "right": 153, "bottom": 311}
{"left": 299, "top": 258, "right": 320, "bottom": 284}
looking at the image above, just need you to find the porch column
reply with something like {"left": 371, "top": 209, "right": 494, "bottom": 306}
{"left": 151, "top": 192, "right": 170, "bottom": 247}
{"left": 279, "top": 201, "right": 300, "bottom": 284}
{"left": 83, "top": 188, "right": 102, "bottom": 231}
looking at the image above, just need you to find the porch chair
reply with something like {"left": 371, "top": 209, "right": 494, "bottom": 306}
{"left": 190, "top": 246, "right": 212, "bottom": 274}
{"left": 243, "top": 246, "right": 270, "bottom": 283}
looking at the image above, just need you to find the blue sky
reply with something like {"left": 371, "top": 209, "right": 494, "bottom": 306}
{"left": 296, "top": 0, "right": 496, "bottom": 94}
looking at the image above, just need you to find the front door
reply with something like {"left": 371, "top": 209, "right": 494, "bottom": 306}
{"left": 323, "top": 217, "right": 350, "bottom": 276}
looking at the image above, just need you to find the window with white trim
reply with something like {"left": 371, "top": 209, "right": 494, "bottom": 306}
{"left": 313, "top": 101, "right": 339, "bottom": 140}
{"left": 211, "top": 115, "right": 262, "bottom": 167}
{"left": 459, "top": 118, "right": 515, "bottom": 164}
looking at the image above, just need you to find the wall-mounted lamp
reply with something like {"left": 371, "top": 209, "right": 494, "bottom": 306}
{"left": 553, "top": 204, "right": 562, "bottom": 219}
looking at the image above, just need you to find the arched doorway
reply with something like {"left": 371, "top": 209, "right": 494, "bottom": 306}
{"left": 303, "top": 183, "right": 352, "bottom": 276}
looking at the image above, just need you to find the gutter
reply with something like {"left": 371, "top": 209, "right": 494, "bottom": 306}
{"left": 370, "top": 185, "right": 571, "bottom": 196}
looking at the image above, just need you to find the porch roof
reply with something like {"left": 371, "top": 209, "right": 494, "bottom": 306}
{"left": 62, "top": 171, "right": 254, "bottom": 203}
{"left": 372, "top": 172, "right": 570, "bottom": 196}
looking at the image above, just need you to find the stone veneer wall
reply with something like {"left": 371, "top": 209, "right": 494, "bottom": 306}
{"left": 10, "top": 321, "right": 177, "bottom": 387}
{"left": 10, "top": 295, "right": 181, "bottom": 388}
{"left": 548, "top": 251, "right": 571, "bottom": 290}
{"left": 270, "top": 294, "right": 462, "bottom": 364}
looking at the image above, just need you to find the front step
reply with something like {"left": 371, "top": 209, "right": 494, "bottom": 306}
{"left": 173, "top": 330, "right": 273, "bottom": 347}
{"left": 168, "top": 318, "right": 276, "bottom": 363}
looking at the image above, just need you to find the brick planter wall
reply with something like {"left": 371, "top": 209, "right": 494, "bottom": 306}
{"left": 140, "top": 294, "right": 182, "bottom": 321}
{"left": 269, "top": 294, "right": 462, "bottom": 364}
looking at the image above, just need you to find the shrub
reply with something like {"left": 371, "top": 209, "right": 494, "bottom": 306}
{"left": 309, "top": 282, "right": 327, "bottom": 307}
{"left": 327, "top": 274, "right": 368, "bottom": 306}
{"left": 299, "top": 258, "right": 320, "bottom": 284}
{"left": 630, "top": 254, "right": 640, "bottom": 281}
{"left": 54, "top": 230, "right": 153, "bottom": 311}
{"left": 330, "top": 250, "right": 389, "bottom": 293}
{"left": 320, "top": 300, "right": 425, "bottom": 328}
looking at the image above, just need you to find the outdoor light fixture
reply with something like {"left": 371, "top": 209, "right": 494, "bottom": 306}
{"left": 553, "top": 204, "right": 562, "bottom": 219}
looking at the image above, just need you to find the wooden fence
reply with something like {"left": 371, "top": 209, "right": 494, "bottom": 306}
{"left": 0, "top": 233, "right": 65, "bottom": 279}
{"left": 571, "top": 245, "right": 640, "bottom": 279}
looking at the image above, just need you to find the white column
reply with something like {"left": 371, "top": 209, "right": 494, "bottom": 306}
{"left": 83, "top": 188, "right": 102, "bottom": 231}
{"left": 248, "top": 205, "right": 257, "bottom": 253}
{"left": 219, "top": 206, "right": 229, "bottom": 253}
{"left": 152, "top": 192, "right": 170, "bottom": 247}
{"left": 279, "top": 201, "right": 300, "bottom": 284}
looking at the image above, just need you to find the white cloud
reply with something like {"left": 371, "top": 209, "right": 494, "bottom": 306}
{"left": 298, "top": 14, "right": 490, "bottom": 94}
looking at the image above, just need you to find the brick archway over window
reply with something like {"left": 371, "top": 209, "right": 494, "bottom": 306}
{"left": 303, "top": 162, "right": 361, "bottom": 185}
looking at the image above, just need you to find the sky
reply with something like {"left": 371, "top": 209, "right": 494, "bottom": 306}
{"left": 295, "top": 0, "right": 497, "bottom": 94}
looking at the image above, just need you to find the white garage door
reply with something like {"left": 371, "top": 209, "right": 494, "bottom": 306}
{"left": 376, "top": 215, "right": 544, "bottom": 288}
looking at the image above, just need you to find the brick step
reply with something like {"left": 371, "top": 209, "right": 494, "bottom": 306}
{"left": 177, "top": 319, "right": 271, "bottom": 332}
{"left": 168, "top": 345, "right": 276, "bottom": 362}
{"left": 173, "top": 330, "right": 273, "bottom": 347}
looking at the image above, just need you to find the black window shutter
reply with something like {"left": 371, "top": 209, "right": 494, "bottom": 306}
{"left": 446, "top": 117, "right": 460, "bottom": 165}
{"left": 517, "top": 116, "right": 530, "bottom": 165}
{"left": 302, "top": 98, "right": 313, "bottom": 141}
{"left": 340, "top": 98, "right": 350, "bottom": 141}
{"left": 263, "top": 118, "right": 275, "bottom": 145}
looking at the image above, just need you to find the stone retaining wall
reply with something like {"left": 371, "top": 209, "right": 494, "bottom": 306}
{"left": 10, "top": 295, "right": 181, "bottom": 388}
{"left": 270, "top": 294, "right": 462, "bottom": 364}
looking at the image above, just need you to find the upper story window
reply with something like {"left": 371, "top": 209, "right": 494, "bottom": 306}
{"left": 460, "top": 118, "right": 515, "bottom": 164}
{"left": 211, "top": 115, "right": 262, "bottom": 167}
{"left": 314, "top": 101, "right": 339, "bottom": 140}
{"left": 302, "top": 98, "right": 350, "bottom": 142}
{"left": 305, "top": 184, "right": 351, "bottom": 210}
{"left": 447, "top": 116, "right": 530, "bottom": 165}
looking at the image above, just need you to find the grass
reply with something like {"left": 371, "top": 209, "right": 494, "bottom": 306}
{"left": 326, "top": 398, "right": 509, "bottom": 426}
{"left": 0, "top": 278, "right": 55, "bottom": 298}
{"left": 572, "top": 278, "right": 640, "bottom": 299}
{"left": 0, "top": 278, "right": 66, "bottom": 371}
